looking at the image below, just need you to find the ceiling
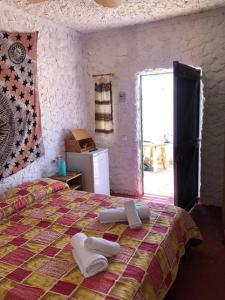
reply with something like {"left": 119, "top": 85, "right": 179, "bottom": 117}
{"left": 2, "top": 0, "right": 225, "bottom": 33}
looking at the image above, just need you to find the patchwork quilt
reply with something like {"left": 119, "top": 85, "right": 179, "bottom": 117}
{"left": 0, "top": 179, "right": 202, "bottom": 300}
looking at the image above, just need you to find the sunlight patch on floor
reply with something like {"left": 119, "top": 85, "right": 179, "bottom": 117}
{"left": 144, "top": 166, "right": 174, "bottom": 198}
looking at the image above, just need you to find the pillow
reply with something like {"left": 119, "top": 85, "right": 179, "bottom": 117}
{"left": 0, "top": 178, "right": 69, "bottom": 221}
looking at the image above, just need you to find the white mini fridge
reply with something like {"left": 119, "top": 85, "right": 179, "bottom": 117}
{"left": 66, "top": 148, "right": 110, "bottom": 195}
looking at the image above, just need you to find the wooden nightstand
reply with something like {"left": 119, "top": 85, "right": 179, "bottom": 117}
{"left": 50, "top": 171, "right": 82, "bottom": 190}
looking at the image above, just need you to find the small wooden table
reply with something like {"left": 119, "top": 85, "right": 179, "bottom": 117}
{"left": 143, "top": 142, "right": 170, "bottom": 172}
{"left": 50, "top": 171, "right": 82, "bottom": 190}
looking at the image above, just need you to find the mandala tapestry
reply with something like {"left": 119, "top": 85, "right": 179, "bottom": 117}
{"left": 0, "top": 31, "right": 44, "bottom": 181}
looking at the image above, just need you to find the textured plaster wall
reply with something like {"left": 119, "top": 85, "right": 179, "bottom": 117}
{"left": 83, "top": 8, "right": 225, "bottom": 206}
{"left": 0, "top": 3, "right": 87, "bottom": 193}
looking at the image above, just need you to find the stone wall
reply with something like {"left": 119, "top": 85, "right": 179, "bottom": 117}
{"left": 0, "top": 3, "right": 87, "bottom": 193}
{"left": 83, "top": 8, "right": 225, "bottom": 206}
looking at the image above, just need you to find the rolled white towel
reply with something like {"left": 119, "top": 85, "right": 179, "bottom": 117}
{"left": 99, "top": 204, "right": 150, "bottom": 224}
{"left": 124, "top": 200, "right": 142, "bottom": 229}
{"left": 71, "top": 232, "right": 108, "bottom": 278}
{"left": 84, "top": 237, "right": 120, "bottom": 257}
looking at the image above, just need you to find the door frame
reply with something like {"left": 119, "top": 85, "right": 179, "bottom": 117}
{"left": 139, "top": 69, "right": 173, "bottom": 196}
{"left": 140, "top": 74, "right": 144, "bottom": 195}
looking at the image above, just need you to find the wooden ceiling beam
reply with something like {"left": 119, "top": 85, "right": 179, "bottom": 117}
{"left": 27, "top": 0, "right": 47, "bottom": 4}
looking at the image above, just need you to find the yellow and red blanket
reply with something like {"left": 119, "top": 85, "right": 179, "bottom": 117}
{"left": 0, "top": 179, "right": 202, "bottom": 300}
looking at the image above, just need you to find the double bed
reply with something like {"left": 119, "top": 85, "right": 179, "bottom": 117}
{"left": 0, "top": 178, "right": 202, "bottom": 300}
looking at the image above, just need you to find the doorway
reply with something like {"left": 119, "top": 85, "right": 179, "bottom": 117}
{"left": 141, "top": 71, "right": 174, "bottom": 204}
{"left": 140, "top": 62, "right": 202, "bottom": 209}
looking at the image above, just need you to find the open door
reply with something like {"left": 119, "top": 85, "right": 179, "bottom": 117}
{"left": 173, "top": 61, "right": 201, "bottom": 210}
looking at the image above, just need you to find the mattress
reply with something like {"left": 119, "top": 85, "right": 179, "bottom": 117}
{"left": 0, "top": 178, "right": 202, "bottom": 300}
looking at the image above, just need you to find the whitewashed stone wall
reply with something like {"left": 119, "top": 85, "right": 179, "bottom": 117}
{"left": 83, "top": 8, "right": 225, "bottom": 206}
{"left": 0, "top": 3, "right": 87, "bottom": 193}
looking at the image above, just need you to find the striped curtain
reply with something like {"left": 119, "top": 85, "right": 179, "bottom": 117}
{"left": 95, "top": 75, "right": 113, "bottom": 134}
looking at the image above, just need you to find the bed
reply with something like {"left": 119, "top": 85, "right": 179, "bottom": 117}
{"left": 0, "top": 178, "right": 202, "bottom": 300}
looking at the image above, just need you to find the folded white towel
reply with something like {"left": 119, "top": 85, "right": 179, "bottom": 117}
{"left": 124, "top": 200, "right": 142, "bottom": 229}
{"left": 71, "top": 232, "right": 108, "bottom": 278}
{"left": 84, "top": 237, "right": 120, "bottom": 257}
{"left": 99, "top": 204, "right": 150, "bottom": 224}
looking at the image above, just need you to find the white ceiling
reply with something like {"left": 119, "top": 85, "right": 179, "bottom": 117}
{"left": 2, "top": 0, "right": 225, "bottom": 33}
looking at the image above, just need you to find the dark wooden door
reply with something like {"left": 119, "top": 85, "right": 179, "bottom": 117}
{"left": 173, "top": 61, "right": 201, "bottom": 210}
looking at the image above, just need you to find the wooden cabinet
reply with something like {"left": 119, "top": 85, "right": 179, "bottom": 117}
{"left": 50, "top": 171, "right": 82, "bottom": 190}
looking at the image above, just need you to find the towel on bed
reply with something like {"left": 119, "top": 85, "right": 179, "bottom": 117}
{"left": 99, "top": 204, "right": 150, "bottom": 223}
{"left": 84, "top": 237, "right": 120, "bottom": 257}
{"left": 71, "top": 232, "right": 108, "bottom": 278}
{"left": 124, "top": 199, "right": 142, "bottom": 229}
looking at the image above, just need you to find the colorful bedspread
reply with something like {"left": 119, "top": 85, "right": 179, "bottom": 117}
{"left": 0, "top": 179, "right": 202, "bottom": 300}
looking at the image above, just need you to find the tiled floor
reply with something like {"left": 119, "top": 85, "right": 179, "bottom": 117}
{"left": 112, "top": 165, "right": 174, "bottom": 205}
{"left": 143, "top": 165, "right": 174, "bottom": 204}
{"left": 142, "top": 193, "right": 174, "bottom": 205}
{"left": 144, "top": 165, "right": 174, "bottom": 196}
{"left": 166, "top": 204, "right": 225, "bottom": 300}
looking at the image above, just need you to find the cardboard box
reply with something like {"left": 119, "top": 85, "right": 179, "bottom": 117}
{"left": 65, "top": 129, "right": 96, "bottom": 153}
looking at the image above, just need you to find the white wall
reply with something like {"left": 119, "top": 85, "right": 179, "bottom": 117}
{"left": 0, "top": 3, "right": 87, "bottom": 193}
{"left": 83, "top": 8, "right": 225, "bottom": 206}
